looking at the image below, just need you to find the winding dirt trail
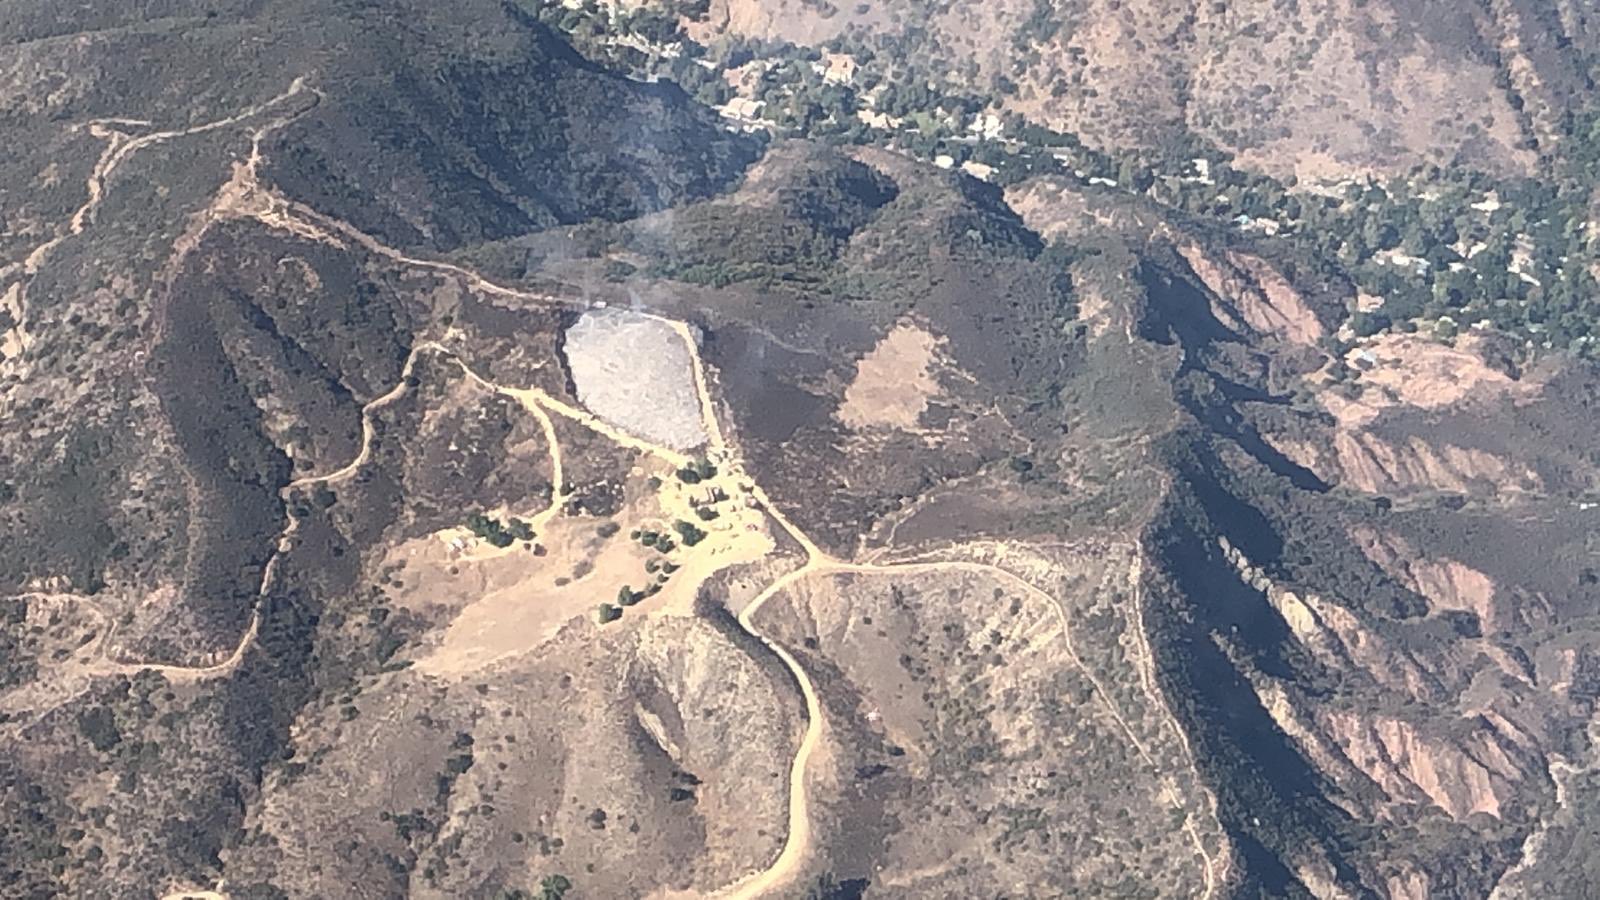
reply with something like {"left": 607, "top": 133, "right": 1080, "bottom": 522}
{"left": 160, "top": 887, "right": 227, "bottom": 900}
{"left": 1, "top": 80, "right": 318, "bottom": 390}
{"left": 37, "top": 83, "right": 324, "bottom": 682}
{"left": 441, "top": 343, "right": 694, "bottom": 469}
{"left": 285, "top": 342, "right": 433, "bottom": 491}
{"left": 715, "top": 550, "right": 1222, "bottom": 900}
{"left": 717, "top": 564, "right": 826, "bottom": 900}
{"left": 96, "top": 321, "right": 678, "bottom": 683}
{"left": 666, "top": 314, "right": 1222, "bottom": 897}
{"left": 129, "top": 257, "right": 1218, "bottom": 895}
{"left": 23, "top": 104, "right": 1229, "bottom": 896}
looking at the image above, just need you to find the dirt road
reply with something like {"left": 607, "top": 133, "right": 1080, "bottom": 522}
{"left": 40, "top": 123, "right": 1228, "bottom": 896}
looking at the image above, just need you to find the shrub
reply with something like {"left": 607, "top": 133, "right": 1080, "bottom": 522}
{"left": 673, "top": 520, "right": 708, "bottom": 546}
{"left": 540, "top": 874, "right": 573, "bottom": 900}
{"left": 467, "top": 513, "right": 518, "bottom": 546}
{"left": 77, "top": 707, "right": 121, "bottom": 752}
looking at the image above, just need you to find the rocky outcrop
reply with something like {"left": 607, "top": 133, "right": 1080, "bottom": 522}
{"left": 1224, "top": 535, "right": 1543, "bottom": 824}
{"left": 1333, "top": 335, "right": 1539, "bottom": 423}
{"left": 1324, "top": 431, "right": 1541, "bottom": 497}
{"left": 1178, "top": 245, "right": 1325, "bottom": 347}
{"left": 1270, "top": 429, "right": 1533, "bottom": 496}
{"left": 1221, "top": 537, "right": 1438, "bottom": 700}
{"left": 1261, "top": 333, "right": 1552, "bottom": 497}
{"left": 1320, "top": 710, "right": 1532, "bottom": 821}
{"left": 1386, "top": 864, "right": 1433, "bottom": 900}
{"left": 1351, "top": 526, "right": 1505, "bottom": 628}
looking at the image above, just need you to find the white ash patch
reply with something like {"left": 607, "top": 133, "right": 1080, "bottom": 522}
{"left": 564, "top": 309, "right": 707, "bottom": 451}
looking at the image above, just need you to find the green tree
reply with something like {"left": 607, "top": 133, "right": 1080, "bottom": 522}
{"left": 1116, "top": 157, "right": 1153, "bottom": 192}
{"left": 541, "top": 875, "right": 573, "bottom": 900}
{"left": 673, "top": 520, "right": 708, "bottom": 546}
{"left": 77, "top": 707, "right": 121, "bottom": 752}
{"left": 1400, "top": 222, "right": 1430, "bottom": 256}
{"left": 1361, "top": 215, "right": 1399, "bottom": 251}
{"left": 1350, "top": 310, "right": 1392, "bottom": 337}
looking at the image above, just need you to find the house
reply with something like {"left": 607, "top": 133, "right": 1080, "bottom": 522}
{"left": 820, "top": 52, "right": 857, "bottom": 85}
{"left": 719, "top": 97, "right": 766, "bottom": 122}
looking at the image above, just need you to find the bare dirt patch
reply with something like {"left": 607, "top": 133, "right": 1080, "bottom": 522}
{"left": 837, "top": 320, "right": 944, "bottom": 431}
{"left": 1274, "top": 333, "right": 1554, "bottom": 496}
{"left": 1350, "top": 525, "right": 1503, "bottom": 629}
{"left": 749, "top": 559, "right": 1216, "bottom": 897}
{"left": 564, "top": 310, "right": 708, "bottom": 451}
{"left": 402, "top": 461, "right": 673, "bottom": 677}
{"left": 1178, "top": 245, "right": 1324, "bottom": 347}
{"left": 1333, "top": 334, "right": 1537, "bottom": 427}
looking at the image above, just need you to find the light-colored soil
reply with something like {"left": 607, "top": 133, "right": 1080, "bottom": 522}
{"left": 1261, "top": 333, "right": 1554, "bottom": 496}
{"left": 256, "top": 204, "right": 1224, "bottom": 896}
{"left": 837, "top": 320, "right": 945, "bottom": 432}
{"left": 400, "top": 514, "right": 640, "bottom": 677}
{"left": 17, "top": 125, "right": 1229, "bottom": 898}
{"left": 2, "top": 78, "right": 317, "bottom": 395}
{"left": 750, "top": 562, "right": 1215, "bottom": 895}
{"left": 1351, "top": 525, "right": 1502, "bottom": 628}
{"left": 1335, "top": 333, "right": 1535, "bottom": 426}
{"left": 1178, "top": 246, "right": 1324, "bottom": 347}
{"left": 565, "top": 309, "right": 709, "bottom": 451}
{"left": 405, "top": 449, "right": 782, "bottom": 677}
{"left": 0, "top": 592, "right": 112, "bottom": 719}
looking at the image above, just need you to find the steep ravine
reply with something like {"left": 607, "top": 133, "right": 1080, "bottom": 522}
{"left": 1129, "top": 253, "right": 1588, "bottom": 898}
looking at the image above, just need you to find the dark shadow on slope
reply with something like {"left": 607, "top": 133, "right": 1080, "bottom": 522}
{"left": 1136, "top": 261, "right": 1239, "bottom": 352}
{"left": 147, "top": 259, "right": 292, "bottom": 660}
{"left": 1146, "top": 469, "right": 1373, "bottom": 898}
{"left": 1141, "top": 263, "right": 1331, "bottom": 493}
{"left": 263, "top": 3, "right": 760, "bottom": 253}
{"left": 1187, "top": 377, "right": 1330, "bottom": 493}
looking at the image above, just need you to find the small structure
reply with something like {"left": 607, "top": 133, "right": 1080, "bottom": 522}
{"left": 820, "top": 52, "right": 857, "bottom": 85}
{"left": 719, "top": 97, "right": 766, "bottom": 122}
{"left": 966, "top": 113, "right": 1003, "bottom": 140}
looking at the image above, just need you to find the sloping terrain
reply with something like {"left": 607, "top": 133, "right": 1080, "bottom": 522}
{"left": 1008, "top": 174, "right": 1600, "bottom": 897}
{"left": 3, "top": 2, "right": 1600, "bottom": 900}
{"left": 692, "top": 0, "right": 1598, "bottom": 180}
